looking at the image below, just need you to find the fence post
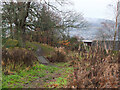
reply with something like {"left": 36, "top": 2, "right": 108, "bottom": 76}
{"left": 118, "top": 1, "right": 120, "bottom": 51}
{"left": 118, "top": 23, "right": 120, "bottom": 51}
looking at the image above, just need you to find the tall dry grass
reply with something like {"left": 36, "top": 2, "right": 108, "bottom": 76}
{"left": 66, "top": 42, "right": 119, "bottom": 88}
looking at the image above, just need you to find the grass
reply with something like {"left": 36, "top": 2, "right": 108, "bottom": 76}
{"left": 2, "top": 42, "right": 74, "bottom": 88}
{"left": 31, "top": 42, "right": 55, "bottom": 56}
{"left": 44, "top": 64, "right": 74, "bottom": 88}
{"left": 2, "top": 62, "right": 61, "bottom": 88}
{"left": 2, "top": 62, "right": 74, "bottom": 88}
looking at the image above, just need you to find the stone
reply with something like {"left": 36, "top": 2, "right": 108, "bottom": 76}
{"left": 33, "top": 43, "right": 49, "bottom": 64}
{"left": 37, "top": 56, "right": 49, "bottom": 64}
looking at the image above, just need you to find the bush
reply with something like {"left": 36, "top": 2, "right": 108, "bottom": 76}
{"left": 69, "top": 37, "right": 78, "bottom": 44}
{"left": 47, "top": 51, "right": 66, "bottom": 63}
{"left": 2, "top": 47, "right": 37, "bottom": 71}
{"left": 71, "top": 43, "right": 79, "bottom": 51}
{"left": 67, "top": 37, "right": 80, "bottom": 51}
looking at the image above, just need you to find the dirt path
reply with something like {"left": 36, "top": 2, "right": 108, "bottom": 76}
{"left": 23, "top": 65, "right": 65, "bottom": 88}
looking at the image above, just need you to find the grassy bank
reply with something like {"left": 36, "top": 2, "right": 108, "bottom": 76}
{"left": 2, "top": 62, "right": 73, "bottom": 88}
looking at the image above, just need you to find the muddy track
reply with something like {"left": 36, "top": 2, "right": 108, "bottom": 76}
{"left": 23, "top": 65, "right": 65, "bottom": 88}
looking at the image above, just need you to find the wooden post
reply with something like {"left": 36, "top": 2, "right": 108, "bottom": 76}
{"left": 113, "top": 0, "right": 119, "bottom": 50}
{"left": 118, "top": 2, "right": 120, "bottom": 80}
{"left": 118, "top": 23, "right": 120, "bottom": 50}
{"left": 118, "top": 1, "right": 120, "bottom": 51}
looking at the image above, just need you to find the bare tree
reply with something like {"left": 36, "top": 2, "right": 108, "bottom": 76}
{"left": 59, "top": 11, "right": 88, "bottom": 39}
{"left": 96, "top": 21, "right": 115, "bottom": 40}
{"left": 107, "top": 0, "right": 120, "bottom": 50}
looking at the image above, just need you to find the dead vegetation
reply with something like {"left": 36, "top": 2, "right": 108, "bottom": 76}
{"left": 66, "top": 46, "right": 119, "bottom": 88}
{"left": 46, "top": 47, "right": 67, "bottom": 63}
{"left": 47, "top": 51, "right": 66, "bottom": 63}
{"left": 2, "top": 47, "right": 37, "bottom": 71}
{"left": 2, "top": 41, "right": 119, "bottom": 88}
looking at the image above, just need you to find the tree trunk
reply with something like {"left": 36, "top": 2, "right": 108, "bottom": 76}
{"left": 10, "top": 22, "right": 13, "bottom": 39}
{"left": 15, "top": 2, "right": 31, "bottom": 47}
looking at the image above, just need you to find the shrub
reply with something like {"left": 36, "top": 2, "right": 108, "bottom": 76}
{"left": 70, "top": 43, "right": 79, "bottom": 51}
{"left": 69, "top": 37, "right": 78, "bottom": 44}
{"left": 2, "top": 47, "right": 37, "bottom": 71}
{"left": 47, "top": 51, "right": 66, "bottom": 63}
{"left": 67, "top": 37, "right": 80, "bottom": 51}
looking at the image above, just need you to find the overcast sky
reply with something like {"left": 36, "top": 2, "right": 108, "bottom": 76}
{"left": 69, "top": 0, "right": 117, "bottom": 20}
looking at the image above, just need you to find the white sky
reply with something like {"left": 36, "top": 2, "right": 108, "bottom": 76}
{"left": 69, "top": 0, "right": 117, "bottom": 20}
{"left": 1, "top": 0, "right": 117, "bottom": 20}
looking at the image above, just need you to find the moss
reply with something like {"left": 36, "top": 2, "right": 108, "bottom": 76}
{"left": 25, "top": 42, "right": 55, "bottom": 55}
{"left": 31, "top": 42, "right": 55, "bottom": 56}
{"left": 39, "top": 44, "right": 55, "bottom": 56}
{"left": 25, "top": 41, "right": 38, "bottom": 51}
{"left": 4, "top": 39, "right": 19, "bottom": 48}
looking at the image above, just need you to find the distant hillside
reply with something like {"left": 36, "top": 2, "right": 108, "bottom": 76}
{"left": 69, "top": 17, "right": 116, "bottom": 40}
{"left": 86, "top": 17, "right": 115, "bottom": 27}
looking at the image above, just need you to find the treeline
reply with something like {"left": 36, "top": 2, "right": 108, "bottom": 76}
{"left": 2, "top": 1, "right": 87, "bottom": 47}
